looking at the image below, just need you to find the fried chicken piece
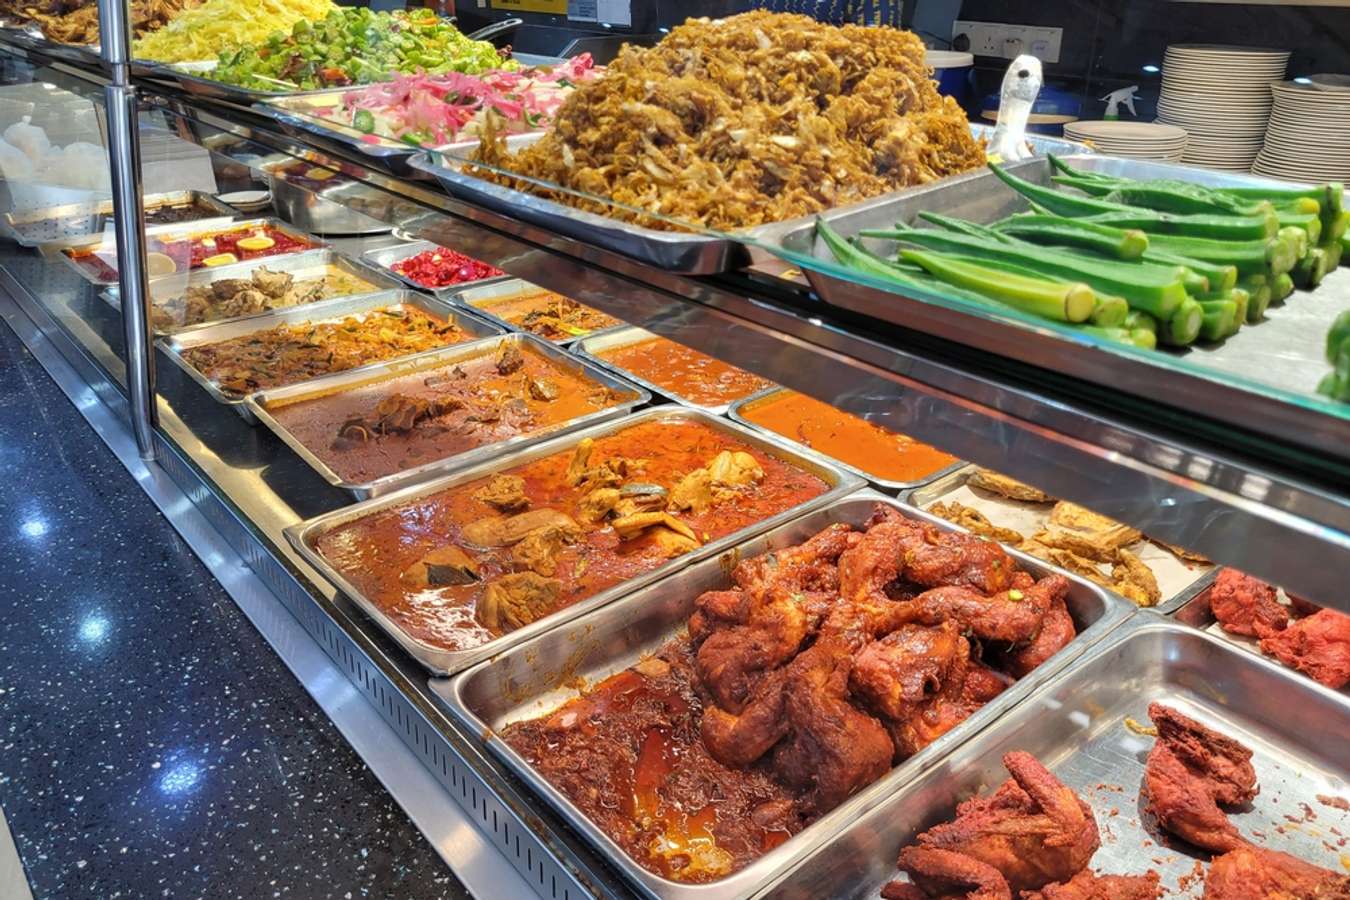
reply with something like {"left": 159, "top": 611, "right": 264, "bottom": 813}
{"left": 904, "top": 532, "right": 1020, "bottom": 596}
{"left": 1144, "top": 702, "right": 1256, "bottom": 853}
{"left": 695, "top": 524, "right": 856, "bottom": 711}
{"left": 928, "top": 501, "right": 1024, "bottom": 545}
{"left": 770, "top": 634, "right": 894, "bottom": 814}
{"left": 885, "top": 658, "right": 1010, "bottom": 759}
{"left": 888, "top": 847, "right": 1013, "bottom": 899}
{"left": 700, "top": 667, "right": 791, "bottom": 768}
{"left": 850, "top": 621, "right": 969, "bottom": 720}
{"left": 1023, "top": 869, "right": 1162, "bottom": 900}
{"left": 837, "top": 510, "right": 933, "bottom": 631}
{"left": 912, "top": 574, "right": 1067, "bottom": 645}
{"left": 1204, "top": 843, "right": 1350, "bottom": 900}
{"left": 999, "top": 596, "right": 1076, "bottom": 678}
{"left": 967, "top": 468, "right": 1053, "bottom": 503}
{"left": 901, "top": 751, "right": 1100, "bottom": 895}
{"left": 1259, "top": 609, "right": 1350, "bottom": 690}
{"left": 1209, "top": 568, "right": 1288, "bottom": 639}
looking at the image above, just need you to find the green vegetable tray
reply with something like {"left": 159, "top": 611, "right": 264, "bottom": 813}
{"left": 774, "top": 155, "right": 1350, "bottom": 461}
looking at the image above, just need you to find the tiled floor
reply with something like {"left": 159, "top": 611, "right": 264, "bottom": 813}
{"left": 0, "top": 322, "right": 469, "bottom": 898}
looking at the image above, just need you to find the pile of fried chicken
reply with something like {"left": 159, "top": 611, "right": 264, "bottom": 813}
{"left": 929, "top": 467, "right": 1213, "bottom": 608}
{"left": 883, "top": 703, "right": 1350, "bottom": 899}
{"left": 473, "top": 11, "right": 986, "bottom": 231}
{"left": 693, "top": 503, "right": 1075, "bottom": 815}
{"left": 1207, "top": 568, "right": 1350, "bottom": 690}
{"left": 0, "top": 0, "right": 196, "bottom": 44}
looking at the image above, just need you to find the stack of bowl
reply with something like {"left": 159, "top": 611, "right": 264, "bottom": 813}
{"left": 1156, "top": 44, "right": 1290, "bottom": 171}
{"left": 1062, "top": 121, "right": 1188, "bottom": 161}
{"left": 1252, "top": 80, "right": 1350, "bottom": 183}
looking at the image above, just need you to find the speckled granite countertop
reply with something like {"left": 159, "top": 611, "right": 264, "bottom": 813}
{"left": 0, "top": 324, "right": 470, "bottom": 899}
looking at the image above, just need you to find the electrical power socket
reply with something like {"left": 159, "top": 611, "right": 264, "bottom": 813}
{"left": 952, "top": 21, "right": 1063, "bottom": 63}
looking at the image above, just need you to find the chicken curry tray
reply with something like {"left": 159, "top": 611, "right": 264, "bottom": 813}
{"left": 246, "top": 333, "right": 648, "bottom": 498}
{"left": 288, "top": 408, "right": 861, "bottom": 674}
{"left": 438, "top": 494, "right": 1127, "bottom": 897}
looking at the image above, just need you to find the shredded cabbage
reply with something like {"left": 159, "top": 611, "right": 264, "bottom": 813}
{"left": 132, "top": 0, "right": 336, "bottom": 64}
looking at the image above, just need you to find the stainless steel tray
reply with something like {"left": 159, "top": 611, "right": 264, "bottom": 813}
{"left": 255, "top": 90, "right": 435, "bottom": 180}
{"left": 906, "top": 464, "right": 1218, "bottom": 614}
{"left": 159, "top": 289, "right": 502, "bottom": 422}
{"left": 0, "top": 190, "right": 234, "bottom": 247}
{"left": 764, "top": 616, "right": 1350, "bottom": 899}
{"left": 284, "top": 406, "right": 864, "bottom": 675}
{"left": 50, "top": 216, "right": 327, "bottom": 286}
{"left": 775, "top": 155, "right": 1350, "bottom": 458}
{"left": 137, "top": 58, "right": 336, "bottom": 104}
{"left": 447, "top": 277, "right": 627, "bottom": 345}
{"left": 102, "top": 248, "right": 401, "bottom": 335}
{"left": 1170, "top": 578, "right": 1350, "bottom": 695}
{"left": 245, "top": 332, "right": 650, "bottom": 499}
{"left": 571, "top": 325, "right": 777, "bottom": 417}
{"left": 360, "top": 240, "right": 510, "bottom": 300}
{"left": 728, "top": 386, "right": 966, "bottom": 493}
{"left": 408, "top": 126, "right": 1085, "bottom": 276}
{"left": 261, "top": 159, "right": 393, "bottom": 236}
{"left": 434, "top": 491, "right": 1130, "bottom": 900}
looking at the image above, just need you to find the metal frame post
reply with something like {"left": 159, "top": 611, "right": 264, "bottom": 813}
{"left": 99, "top": 0, "right": 157, "bottom": 459}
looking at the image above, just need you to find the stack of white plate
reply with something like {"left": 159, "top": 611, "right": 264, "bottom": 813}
{"left": 1062, "top": 121, "right": 1188, "bottom": 161}
{"left": 1156, "top": 44, "right": 1290, "bottom": 171}
{"left": 1252, "top": 80, "right": 1350, "bottom": 182}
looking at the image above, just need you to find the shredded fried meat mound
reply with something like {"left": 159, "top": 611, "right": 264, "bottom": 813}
{"left": 472, "top": 11, "right": 986, "bottom": 231}
{"left": 2, "top": 0, "right": 199, "bottom": 44}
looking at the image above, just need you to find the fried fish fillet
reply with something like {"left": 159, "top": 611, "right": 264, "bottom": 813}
{"left": 967, "top": 467, "right": 1053, "bottom": 503}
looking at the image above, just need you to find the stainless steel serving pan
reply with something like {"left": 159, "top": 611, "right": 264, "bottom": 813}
{"left": 408, "top": 126, "right": 1087, "bottom": 275}
{"left": 102, "top": 248, "right": 401, "bottom": 335}
{"left": 775, "top": 155, "right": 1350, "bottom": 456}
{"left": 447, "top": 277, "right": 628, "bottom": 345}
{"left": 571, "top": 325, "right": 776, "bottom": 417}
{"left": 245, "top": 332, "right": 650, "bottom": 499}
{"left": 905, "top": 464, "right": 1218, "bottom": 614}
{"left": 158, "top": 289, "right": 502, "bottom": 422}
{"left": 728, "top": 387, "right": 966, "bottom": 493}
{"left": 763, "top": 616, "right": 1350, "bottom": 898}
{"left": 1169, "top": 580, "right": 1350, "bottom": 695}
{"left": 434, "top": 491, "right": 1130, "bottom": 900}
{"left": 261, "top": 159, "right": 394, "bottom": 236}
{"left": 285, "top": 407, "right": 864, "bottom": 675}
{"left": 0, "top": 190, "right": 234, "bottom": 247}
{"left": 47, "top": 216, "right": 327, "bottom": 286}
{"left": 135, "top": 58, "right": 339, "bottom": 104}
{"left": 360, "top": 240, "right": 511, "bottom": 300}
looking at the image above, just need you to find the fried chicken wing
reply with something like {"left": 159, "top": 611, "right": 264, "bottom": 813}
{"left": 890, "top": 847, "right": 1013, "bottom": 900}
{"left": 1259, "top": 609, "right": 1350, "bottom": 690}
{"left": 1022, "top": 869, "right": 1162, "bottom": 900}
{"left": 1144, "top": 702, "right": 1257, "bottom": 853}
{"left": 1204, "top": 843, "right": 1350, "bottom": 899}
{"left": 905, "top": 751, "right": 1100, "bottom": 895}
{"left": 1210, "top": 568, "right": 1289, "bottom": 639}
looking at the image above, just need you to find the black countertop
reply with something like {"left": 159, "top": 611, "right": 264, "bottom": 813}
{"left": 0, "top": 322, "right": 470, "bottom": 898}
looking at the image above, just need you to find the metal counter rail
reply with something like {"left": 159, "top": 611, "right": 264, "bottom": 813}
{"left": 123, "top": 89, "right": 1349, "bottom": 609}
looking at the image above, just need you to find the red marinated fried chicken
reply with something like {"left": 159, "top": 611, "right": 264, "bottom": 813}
{"left": 1022, "top": 869, "right": 1162, "bottom": 899}
{"left": 898, "top": 752, "right": 1101, "bottom": 895}
{"left": 902, "top": 530, "right": 1021, "bottom": 596}
{"left": 1144, "top": 703, "right": 1257, "bottom": 853}
{"left": 1259, "top": 609, "right": 1350, "bottom": 690}
{"left": 1209, "top": 568, "right": 1288, "bottom": 639}
{"left": 693, "top": 523, "right": 857, "bottom": 711}
{"left": 891, "top": 847, "right": 1014, "bottom": 899}
{"left": 911, "top": 574, "right": 1066, "bottom": 645}
{"left": 885, "top": 659, "right": 1011, "bottom": 759}
{"left": 1204, "top": 843, "right": 1350, "bottom": 899}
{"left": 850, "top": 621, "right": 969, "bottom": 720}
{"left": 1000, "top": 596, "right": 1076, "bottom": 678}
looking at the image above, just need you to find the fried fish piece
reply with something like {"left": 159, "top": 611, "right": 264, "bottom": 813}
{"left": 929, "top": 500, "right": 1024, "bottom": 545}
{"left": 1112, "top": 547, "right": 1161, "bottom": 608}
{"left": 967, "top": 468, "right": 1054, "bottom": 503}
{"left": 1019, "top": 539, "right": 1111, "bottom": 588}
{"left": 1148, "top": 537, "right": 1212, "bottom": 565}
{"left": 1047, "top": 502, "right": 1141, "bottom": 552}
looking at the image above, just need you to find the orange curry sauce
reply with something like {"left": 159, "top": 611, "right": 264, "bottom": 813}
{"left": 312, "top": 420, "right": 828, "bottom": 653}
{"left": 472, "top": 289, "right": 623, "bottom": 342}
{"left": 742, "top": 389, "right": 958, "bottom": 484}
{"left": 596, "top": 335, "right": 773, "bottom": 407}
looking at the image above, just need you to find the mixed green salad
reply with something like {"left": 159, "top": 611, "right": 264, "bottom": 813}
{"left": 211, "top": 7, "right": 513, "bottom": 91}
